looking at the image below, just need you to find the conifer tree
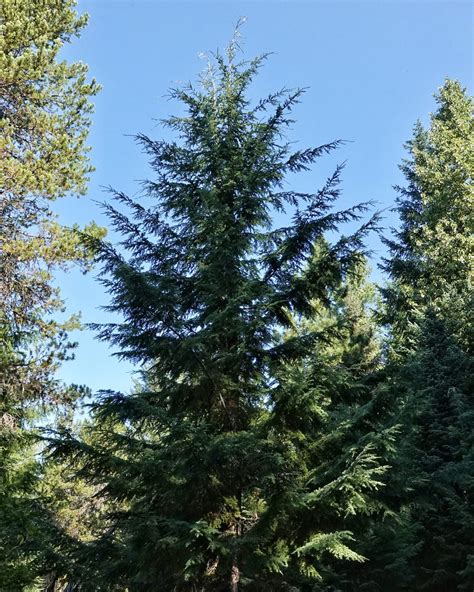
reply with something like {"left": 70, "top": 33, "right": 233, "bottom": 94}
{"left": 383, "top": 80, "right": 473, "bottom": 356}
{"left": 0, "top": 0, "right": 102, "bottom": 405}
{"left": 379, "top": 80, "right": 474, "bottom": 591}
{"left": 50, "top": 37, "right": 389, "bottom": 591}
{"left": 294, "top": 252, "right": 403, "bottom": 592}
{"left": 0, "top": 0, "right": 102, "bottom": 586}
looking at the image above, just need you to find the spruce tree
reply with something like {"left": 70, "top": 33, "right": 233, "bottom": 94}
{"left": 51, "top": 39, "right": 387, "bottom": 591}
{"left": 379, "top": 80, "right": 474, "bottom": 591}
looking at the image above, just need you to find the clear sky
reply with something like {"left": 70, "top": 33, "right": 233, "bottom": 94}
{"left": 54, "top": 0, "right": 473, "bottom": 395}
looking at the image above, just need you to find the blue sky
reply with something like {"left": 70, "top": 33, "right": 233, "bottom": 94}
{"left": 55, "top": 0, "right": 473, "bottom": 395}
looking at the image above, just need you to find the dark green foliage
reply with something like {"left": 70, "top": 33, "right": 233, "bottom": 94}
{"left": 0, "top": 427, "right": 48, "bottom": 591}
{"left": 1, "top": 10, "right": 470, "bottom": 588}
{"left": 49, "top": 39, "right": 387, "bottom": 591}
{"left": 406, "top": 316, "right": 473, "bottom": 591}
{"left": 370, "top": 80, "right": 474, "bottom": 592}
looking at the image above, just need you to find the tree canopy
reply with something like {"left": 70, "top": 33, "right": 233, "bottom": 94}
{"left": 48, "top": 39, "right": 391, "bottom": 591}
{"left": 0, "top": 6, "right": 472, "bottom": 591}
{"left": 0, "top": 1, "right": 103, "bottom": 588}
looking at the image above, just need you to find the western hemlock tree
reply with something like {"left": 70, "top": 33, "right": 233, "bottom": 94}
{"left": 51, "top": 37, "right": 388, "bottom": 591}
{"left": 379, "top": 80, "right": 474, "bottom": 591}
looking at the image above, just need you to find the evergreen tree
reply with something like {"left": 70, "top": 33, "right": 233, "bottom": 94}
{"left": 38, "top": 418, "right": 112, "bottom": 592}
{"left": 0, "top": 0, "right": 98, "bottom": 198}
{"left": 383, "top": 80, "right": 473, "bottom": 356}
{"left": 51, "top": 39, "right": 388, "bottom": 591}
{"left": 0, "top": 0, "right": 103, "bottom": 406}
{"left": 378, "top": 80, "right": 474, "bottom": 591}
{"left": 280, "top": 252, "right": 398, "bottom": 592}
{"left": 0, "top": 0, "right": 102, "bottom": 587}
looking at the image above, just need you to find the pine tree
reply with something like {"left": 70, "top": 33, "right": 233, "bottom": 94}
{"left": 0, "top": 0, "right": 98, "bottom": 199}
{"left": 0, "top": 0, "right": 103, "bottom": 406}
{"left": 50, "top": 37, "right": 388, "bottom": 591}
{"left": 0, "top": 0, "right": 102, "bottom": 586}
{"left": 379, "top": 80, "right": 474, "bottom": 591}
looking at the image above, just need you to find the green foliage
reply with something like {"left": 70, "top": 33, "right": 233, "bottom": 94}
{"left": 373, "top": 80, "right": 474, "bottom": 591}
{"left": 0, "top": 0, "right": 99, "bottom": 198}
{"left": 0, "top": 0, "right": 104, "bottom": 411}
{"left": 382, "top": 80, "right": 473, "bottom": 356}
{"left": 1, "top": 8, "right": 470, "bottom": 589}
{"left": 0, "top": 1, "right": 103, "bottom": 588}
{"left": 49, "top": 36, "right": 386, "bottom": 591}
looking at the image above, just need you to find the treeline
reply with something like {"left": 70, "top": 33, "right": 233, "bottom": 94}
{"left": 0, "top": 2, "right": 472, "bottom": 591}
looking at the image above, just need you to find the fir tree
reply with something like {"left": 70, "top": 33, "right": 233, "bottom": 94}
{"left": 378, "top": 80, "right": 474, "bottom": 591}
{"left": 382, "top": 80, "right": 473, "bottom": 357}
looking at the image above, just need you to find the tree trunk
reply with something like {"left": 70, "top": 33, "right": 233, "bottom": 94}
{"left": 231, "top": 559, "right": 239, "bottom": 592}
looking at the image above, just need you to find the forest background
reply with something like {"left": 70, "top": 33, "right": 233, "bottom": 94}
{"left": 1, "top": 0, "right": 473, "bottom": 590}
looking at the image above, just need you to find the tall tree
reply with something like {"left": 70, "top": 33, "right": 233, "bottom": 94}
{"left": 379, "top": 80, "right": 474, "bottom": 591}
{"left": 0, "top": 0, "right": 102, "bottom": 405}
{"left": 382, "top": 80, "right": 473, "bottom": 357}
{"left": 50, "top": 38, "right": 388, "bottom": 591}
{"left": 0, "top": 0, "right": 102, "bottom": 587}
